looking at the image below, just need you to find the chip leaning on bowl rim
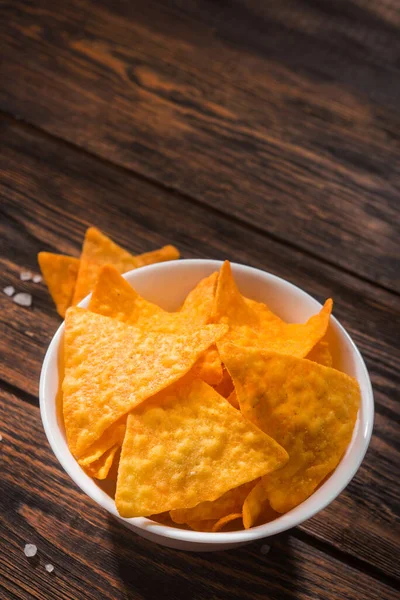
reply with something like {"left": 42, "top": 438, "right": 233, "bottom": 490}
{"left": 40, "top": 259, "right": 374, "bottom": 552}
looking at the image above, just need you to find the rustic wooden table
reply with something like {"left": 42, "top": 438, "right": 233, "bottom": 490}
{"left": 1, "top": 1, "right": 399, "bottom": 598}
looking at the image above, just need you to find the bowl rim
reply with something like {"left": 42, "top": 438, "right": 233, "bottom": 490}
{"left": 40, "top": 258, "right": 374, "bottom": 544}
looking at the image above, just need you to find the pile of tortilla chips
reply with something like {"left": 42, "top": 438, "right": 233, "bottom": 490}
{"left": 38, "top": 227, "right": 180, "bottom": 317}
{"left": 58, "top": 258, "right": 360, "bottom": 532}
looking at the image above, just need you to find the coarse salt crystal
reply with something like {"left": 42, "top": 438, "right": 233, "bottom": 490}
{"left": 3, "top": 286, "right": 15, "bottom": 297}
{"left": 24, "top": 544, "right": 37, "bottom": 558}
{"left": 0, "top": 434, "right": 3, "bottom": 441}
{"left": 13, "top": 293, "right": 32, "bottom": 307}
{"left": 260, "top": 544, "right": 271, "bottom": 555}
{"left": 20, "top": 271, "right": 32, "bottom": 281}
{"left": 45, "top": 564, "right": 54, "bottom": 573}
{"left": 33, "top": 274, "right": 42, "bottom": 283}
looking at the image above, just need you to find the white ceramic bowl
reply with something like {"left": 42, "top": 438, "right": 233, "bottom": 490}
{"left": 40, "top": 260, "right": 374, "bottom": 552}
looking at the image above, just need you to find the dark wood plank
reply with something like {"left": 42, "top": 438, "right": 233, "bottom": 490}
{"left": 0, "top": 115, "right": 399, "bottom": 583}
{"left": 1, "top": 388, "right": 399, "bottom": 600}
{"left": 1, "top": 0, "right": 399, "bottom": 291}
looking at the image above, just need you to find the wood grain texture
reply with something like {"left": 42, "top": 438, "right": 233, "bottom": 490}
{"left": 1, "top": 388, "right": 399, "bottom": 600}
{"left": 1, "top": 0, "right": 399, "bottom": 291}
{"left": 0, "top": 116, "right": 399, "bottom": 587}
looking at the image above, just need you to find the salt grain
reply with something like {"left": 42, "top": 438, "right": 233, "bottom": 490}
{"left": 24, "top": 544, "right": 37, "bottom": 558}
{"left": 13, "top": 293, "right": 32, "bottom": 307}
{"left": 45, "top": 564, "right": 54, "bottom": 573}
{"left": 260, "top": 544, "right": 271, "bottom": 555}
{"left": 33, "top": 274, "right": 42, "bottom": 283}
{"left": 0, "top": 434, "right": 3, "bottom": 441}
{"left": 3, "top": 286, "right": 15, "bottom": 297}
{"left": 20, "top": 271, "right": 32, "bottom": 281}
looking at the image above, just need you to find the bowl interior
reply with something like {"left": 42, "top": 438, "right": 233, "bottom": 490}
{"left": 40, "top": 259, "right": 373, "bottom": 544}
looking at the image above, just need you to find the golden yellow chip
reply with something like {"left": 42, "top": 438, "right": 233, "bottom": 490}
{"left": 83, "top": 444, "right": 119, "bottom": 480}
{"left": 63, "top": 307, "right": 227, "bottom": 458}
{"left": 307, "top": 340, "right": 333, "bottom": 367}
{"left": 212, "top": 513, "right": 242, "bottom": 532}
{"left": 214, "top": 261, "right": 332, "bottom": 358}
{"left": 226, "top": 390, "right": 239, "bottom": 409}
{"left": 115, "top": 377, "right": 288, "bottom": 517}
{"left": 38, "top": 252, "right": 80, "bottom": 317}
{"left": 78, "top": 418, "right": 127, "bottom": 467}
{"left": 187, "top": 520, "right": 217, "bottom": 532}
{"left": 170, "top": 480, "right": 255, "bottom": 524}
{"left": 180, "top": 272, "right": 218, "bottom": 322}
{"left": 90, "top": 265, "right": 223, "bottom": 386}
{"left": 73, "top": 227, "right": 179, "bottom": 304}
{"left": 213, "top": 367, "right": 234, "bottom": 398}
{"left": 220, "top": 344, "right": 360, "bottom": 513}
{"left": 191, "top": 345, "right": 223, "bottom": 386}
{"left": 242, "top": 480, "right": 280, "bottom": 529}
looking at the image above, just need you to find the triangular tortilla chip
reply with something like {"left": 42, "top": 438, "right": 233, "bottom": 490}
{"left": 214, "top": 261, "right": 332, "bottom": 358}
{"left": 63, "top": 307, "right": 227, "bottom": 457}
{"left": 38, "top": 252, "right": 80, "bottom": 317}
{"left": 78, "top": 417, "right": 127, "bottom": 467}
{"left": 180, "top": 271, "right": 218, "bottom": 321}
{"left": 82, "top": 444, "right": 119, "bottom": 480}
{"left": 242, "top": 480, "right": 280, "bottom": 529}
{"left": 89, "top": 265, "right": 222, "bottom": 384}
{"left": 220, "top": 344, "right": 360, "bottom": 513}
{"left": 170, "top": 480, "right": 256, "bottom": 524}
{"left": 307, "top": 340, "right": 333, "bottom": 367}
{"left": 115, "top": 378, "right": 288, "bottom": 517}
{"left": 72, "top": 227, "right": 179, "bottom": 304}
{"left": 212, "top": 513, "right": 242, "bottom": 532}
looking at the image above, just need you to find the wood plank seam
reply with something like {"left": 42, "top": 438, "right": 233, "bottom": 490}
{"left": 1, "top": 110, "right": 399, "bottom": 302}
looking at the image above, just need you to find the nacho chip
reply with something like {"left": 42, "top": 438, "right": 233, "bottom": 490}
{"left": 78, "top": 417, "right": 127, "bottom": 467}
{"left": 212, "top": 513, "right": 242, "bottom": 532}
{"left": 187, "top": 520, "right": 217, "bottom": 532}
{"left": 73, "top": 227, "right": 179, "bottom": 304}
{"left": 63, "top": 307, "right": 227, "bottom": 457}
{"left": 220, "top": 344, "right": 360, "bottom": 513}
{"left": 115, "top": 378, "right": 288, "bottom": 517}
{"left": 214, "top": 261, "right": 333, "bottom": 359}
{"left": 83, "top": 444, "right": 119, "bottom": 480}
{"left": 242, "top": 480, "right": 280, "bottom": 529}
{"left": 38, "top": 252, "right": 80, "bottom": 317}
{"left": 307, "top": 340, "right": 333, "bottom": 367}
{"left": 170, "top": 480, "right": 256, "bottom": 524}
{"left": 212, "top": 260, "right": 259, "bottom": 327}
{"left": 191, "top": 345, "right": 223, "bottom": 386}
{"left": 227, "top": 390, "right": 239, "bottom": 409}
{"left": 180, "top": 272, "right": 218, "bottom": 322}
{"left": 213, "top": 366, "right": 234, "bottom": 398}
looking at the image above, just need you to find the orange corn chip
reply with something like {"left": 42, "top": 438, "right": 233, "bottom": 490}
{"left": 83, "top": 444, "right": 119, "bottom": 480}
{"left": 307, "top": 340, "right": 333, "bottom": 367}
{"left": 187, "top": 520, "right": 217, "bottom": 532}
{"left": 191, "top": 345, "right": 223, "bottom": 386}
{"left": 220, "top": 344, "right": 360, "bottom": 513}
{"left": 170, "top": 480, "right": 256, "bottom": 524}
{"left": 90, "top": 266, "right": 223, "bottom": 386}
{"left": 38, "top": 252, "right": 80, "bottom": 317}
{"left": 214, "top": 261, "right": 332, "bottom": 358}
{"left": 242, "top": 480, "right": 280, "bottom": 529}
{"left": 78, "top": 417, "right": 127, "bottom": 467}
{"left": 73, "top": 227, "right": 179, "bottom": 304}
{"left": 63, "top": 307, "right": 227, "bottom": 458}
{"left": 227, "top": 390, "right": 239, "bottom": 409}
{"left": 213, "top": 367, "right": 234, "bottom": 398}
{"left": 180, "top": 272, "right": 219, "bottom": 322}
{"left": 212, "top": 513, "right": 242, "bottom": 532}
{"left": 115, "top": 378, "right": 288, "bottom": 517}
{"left": 212, "top": 261, "right": 259, "bottom": 327}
